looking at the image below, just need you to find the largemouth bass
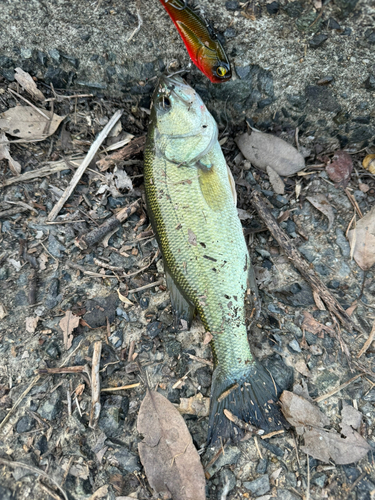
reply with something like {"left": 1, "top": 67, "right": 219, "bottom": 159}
{"left": 144, "top": 75, "right": 284, "bottom": 444}
{"left": 158, "top": 0, "right": 231, "bottom": 83}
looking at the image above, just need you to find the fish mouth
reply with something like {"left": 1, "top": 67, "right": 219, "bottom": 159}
{"left": 156, "top": 74, "right": 195, "bottom": 105}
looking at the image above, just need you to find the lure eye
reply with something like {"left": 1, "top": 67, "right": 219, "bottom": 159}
{"left": 216, "top": 66, "right": 227, "bottom": 77}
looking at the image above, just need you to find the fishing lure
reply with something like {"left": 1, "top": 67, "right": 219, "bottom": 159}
{"left": 159, "top": 0, "right": 232, "bottom": 83}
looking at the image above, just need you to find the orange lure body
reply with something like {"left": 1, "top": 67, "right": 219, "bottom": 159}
{"left": 159, "top": 0, "right": 232, "bottom": 83}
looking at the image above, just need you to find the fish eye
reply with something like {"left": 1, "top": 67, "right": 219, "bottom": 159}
{"left": 216, "top": 66, "right": 227, "bottom": 77}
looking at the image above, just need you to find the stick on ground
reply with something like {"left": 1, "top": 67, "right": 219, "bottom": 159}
{"left": 47, "top": 110, "right": 122, "bottom": 222}
{"left": 250, "top": 190, "right": 362, "bottom": 335}
{"left": 89, "top": 341, "right": 102, "bottom": 429}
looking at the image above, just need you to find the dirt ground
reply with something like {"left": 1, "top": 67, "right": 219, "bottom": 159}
{"left": 1, "top": 1, "right": 375, "bottom": 500}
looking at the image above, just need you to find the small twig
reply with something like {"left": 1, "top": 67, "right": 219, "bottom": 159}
{"left": 127, "top": 279, "right": 164, "bottom": 294}
{"left": 357, "top": 319, "right": 375, "bottom": 358}
{"left": 38, "top": 365, "right": 88, "bottom": 375}
{"left": 101, "top": 383, "right": 140, "bottom": 392}
{"left": 186, "top": 353, "right": 213, "bottom": 367}
{"left": 8, "top": 88, "right": 50, "bottom": 120}
{"left": 345, "top": 188, "right": 363, "bottom": 218}
{"left": 89, "top": 341, "right": 102, "bottom": 429}
{"left": 314, "top": 374, "right": 362, "bottom": 403}
{"left": 254, "top": 436, "right": 263, "bottom": 458}
{"left": 0, "top": 457, "right": 68, "bottom": 500}
{"left": 306, "top": 454, "right": 310, "bottom": 500}
{"left": 223, "top": 409, "right": 264, "bottom": 435}
{"left": 66, "top": 261, "right": 113, "bottom": 278}
{"left": 61, "top": 456, "right": 74, "bottom": 487}
{"left": 47, "top": 110, "right": 122, "bottom": 221}
{"left": 127, "top": 2, "right": 143, "bottom": 42}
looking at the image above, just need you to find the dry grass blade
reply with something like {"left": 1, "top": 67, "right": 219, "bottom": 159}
{"left": 357, "top": 319, "right": 375, "bottom": 358}
{"left": 89, "top": 341, "right": 102, "bottom": 429}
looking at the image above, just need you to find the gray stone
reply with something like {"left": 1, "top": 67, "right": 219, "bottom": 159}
{"left": 276, "top": 489, "right": 301, "bottom": 500}
{"left": 206, "top": 446, "right": 241, "bottom": 477}
{"left": 38, "top": 390, "right": 62, "bottom": 421}
{"left": 289, "top": 339, "right": 301, "bottom": 352}
{"left": 309, "top": 33, "right": 328, "bottom": 48}
{"left": 313, "top": 474, "right": 327, "bottom": 487}
{"left": 243, "top": 475, "right": 270, "bottom": 496}
{"left": 0, "top": 266, "right": 9, "bottom": 280}
{"left": 11, "top": 455, "right": 38, "bottom": 481}
{"left": 219, "top": 469, "right": 236, "bottom": 497}
{"left": 109, "top": 330, "right": 123, "bottom": 349}
{"left": 336, "top": 228, "right": 351, "bottom": 257}
{"left": 0, "top": 485, "right": 14, "bottom": 500}
{"left": 305, "top": 85, "right": 341, "bottom": 112}
{"left": 48, "top": 233, "right": 66, "bottom": 258}
{"left": 256, "top": 458, "right": 268, "bottom": 474}
{"left": 113, "top": 448, "right": 140, "bottom": 473}
{"left": 16, "top": 415, "right": 35, "bottom": 433}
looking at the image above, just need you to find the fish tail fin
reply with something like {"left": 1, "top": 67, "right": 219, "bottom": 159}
{"left": 207, "top": 361, "right": 285, "bottom": 445}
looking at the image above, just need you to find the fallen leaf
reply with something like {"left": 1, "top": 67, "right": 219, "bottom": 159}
{"left": 306, "top": 194, "right": 334, "bottom": 230}
{"left": 0, "top": 304, "right": 7, "bottom": 320}
{"left": 25, "top": 316, "right": 39, "bottom": 334}
{"left": 266, "top": 165, "right": 285, "bottom": 194}
{"left": 177, "top": 393, "right": 210, "bottom": 417}
{"left": 237, "top": 208, "right": 251, "bottom": 220}
{"left": 281, "top": 390, "right": 370, "bottom": 464}
{"left": 348, "top": 206, "right": 375, "bottom": 270}
{"left": 313, "top": 290, "right": 326, "bottom": 311}
{"left": 113, "top": 166, "right": 133, "bottom": 191}
{"left": 8, "top": 258, "right": 22, "bottom": 271}
{"left": 341, "top": 403, "right": 363, "bottom": 430}
{"left": 235, "top": 129, "right": 305, "bottom": 176}
{"left": 14, "top": 68, "right": 45, "bottom": 101}
{"left": 294, "top": 359, "right": 311, "bottom": 378}
{"left": 96, "top": 168, "right": 133, "bottom": 198}
{"left": 38, "top": 252, "right": 49, "bottom": 271}
{"left": 138, "top": 390, "right": 206, "bottom": 500}
{"left": 326, "top": 150, "right": 353, "bottom": 187}
{"left": 59, "top": 310, "right": 80, "bottom": 350}
{"left": 0, "top": 106, "right": 65, "bottom": 141}
{"left": 117, "top": 289, "right": 133, "bottom": 306}
{"left": 0, "top": 131, "right": 21, "bottom": 175}
{"left": 302, "top": 311, "right": 335, "bottom": 337}
{"left": 363, "top": 154, "right": 375, "bottom": 174}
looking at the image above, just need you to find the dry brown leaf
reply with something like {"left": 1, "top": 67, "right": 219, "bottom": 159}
{"left": 203, "top": 331, "right": 213, "bottom": 344}
{"left": 25, "top": 316, "right": 39, "bottom": 334}
{"left": 313, "top": 290, "right": 326, "bottom": 311}
{"left": 0, "top": 106, "right": 65, "bottom": 141}
{"left": 281, "top": 390, "right": 370, "bottom": 464}
{"left": 59, "top": 310, "right": 80, "bottom": 350}
{"left": 363, "top": 154, "right": 375, "bottom": 174}
{"left": 117, "top": 289, "right": 133, "bottom": 306}
{"left": 38, "top": 252, "right": 49, "bottom": 271}
{"left": 266, "top": 165, "right": 285, "bottom": 194}
{"left": 302, "top": 311, "right": 335, "bottom": 337}
{"left": 348, "top": 206, "right": 375, "bottom": 270}
{"left": 306, "top": 194, "right": 334, "bottom": 230}
{"left": 0, "top": 131, "right": 22, "bottom": 175}
{"left": 326, "top": 150, "right": 353, "bottom": 187}
{"left": 294, "top": 359, "right": 311, "bottom": 378}
{"left": 177, "top": 393, "right": 210, "bottom": 417}
{"left": 235, "top": 129, "right": 305, "bottom": 176}
{"left": 14, "top": 68, "right": 45, "bottom": 101}
{"left": 138, "top": 390, "right": 206, "bottom": 500}
{"left": 342, "top": 403, "right": 363, "bottom": 430}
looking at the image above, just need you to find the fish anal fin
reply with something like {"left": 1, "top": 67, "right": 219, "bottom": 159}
{"left": 165, "top": 266, "right": 195, "bottom": 329}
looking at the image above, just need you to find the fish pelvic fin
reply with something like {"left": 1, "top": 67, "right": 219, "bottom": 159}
{"left": 207, "top": 361, "right": 286, "bottom": 446}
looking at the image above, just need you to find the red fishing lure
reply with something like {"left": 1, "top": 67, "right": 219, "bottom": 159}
{"left": 159, "top": 0, "right": 232, "bottom": 83}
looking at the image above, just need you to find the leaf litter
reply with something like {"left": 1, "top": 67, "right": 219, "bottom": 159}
{"left": 348, "top": 205, "right": 375, "bottom": 270}
{"left": 137, "top": 390, "right": 206, "bottom": 500}
{"left": 306, "top": 193, "right": 335, "bottom": 230}
{"left": 280, "top": 387, "right": 370, "bottom": 464}
{"left": 14, "top": 68, "right": 45, "bottom": 102}
{"left": 326, "top": 150, "right": 353, "bottom": 187}
{"left": 59, "top": 310, "right": 80, "bottom": 350}
{"left": 0, "top": 131, "right": 22, "bottom": 175}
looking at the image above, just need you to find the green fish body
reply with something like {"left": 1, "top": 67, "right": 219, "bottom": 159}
{"left": 144, "top": 75, "right": 283, "bottom": 444}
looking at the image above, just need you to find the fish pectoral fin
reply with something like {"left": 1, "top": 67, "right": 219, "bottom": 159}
{"left": 198, "top": 163, "right": 229, "bottom": 211}
{"left": 165, "top": 266, "right": 195, "bottom": 329}
{"left": 227, "top": 164, "right": 237, "bottom": 206}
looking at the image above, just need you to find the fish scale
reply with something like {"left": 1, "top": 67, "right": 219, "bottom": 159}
{"left": 144, "top": 75, "right": 285, "bottom": 444}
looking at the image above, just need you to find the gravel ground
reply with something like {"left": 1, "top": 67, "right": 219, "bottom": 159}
{"left": 1, "top": 2, "right": 375, "bottom": 499}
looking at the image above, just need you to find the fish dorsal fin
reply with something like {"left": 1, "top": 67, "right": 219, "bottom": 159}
{"left": 165, "top": 264, "right": 195, "bottom": 329}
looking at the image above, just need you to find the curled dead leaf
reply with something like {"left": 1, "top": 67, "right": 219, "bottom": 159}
{"left": 348, "top": 206, "right": 375, "bottom": 270}
{"left": 177, "top": 393, "right": 210, "bottom": 417}
{"left": 306, "top": 194, "right": 334, "bottom": 230}
{"left": 266, "top": 165, "right": 285, "bottom": 195}
{"left": 138, "top": 390, "right": 206, "bottom": 500}
{"left": 117, "top": 289, "right": 133, "bottom": 306}
{"left": 59, "top": 310, "right": 80, "bottom": 350}
{"left": 326, "top": 150, "right": 353, "bottom": 187}
{"left": 14, "top": 68, "right": 45, "bottom": 101}
{"left": 235, "top": 129, "right": 305, "bottom": 176}
{"left": 0, "top": 131, "right": 21, "bottom": 175}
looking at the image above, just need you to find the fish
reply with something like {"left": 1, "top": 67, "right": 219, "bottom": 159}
{"left": 158, "top": 0, "right": 231, "bottom": 83}
{"left": 144, "top": 75, "right": 284, "bottom": 444}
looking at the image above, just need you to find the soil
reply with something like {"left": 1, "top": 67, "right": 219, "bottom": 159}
{"left": 0, "top": 1, "right": 375, "bottom": 500}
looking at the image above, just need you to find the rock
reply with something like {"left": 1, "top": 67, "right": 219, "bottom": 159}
{"left": 47, "top": 233, "right": 66, "bottom": 258}
{"left": 83, "top": 293, "right": 118, "bottom": 328}
{"left": 34, "top": 434, "right": 48, "bottom": 454}
{"left": 44, "top": 341, "right": 61, "bottom": 359}
{"left": 219, "top": 469, "right": 236, "bottom": 496}
{"left": 98, "top": 395, "right": 124, "bottom": 436}
{"left": 336, "top": 228, "right": 351, "bottom": 257}
{"left": 147, "top": 321, "right": 163, "bottom": 339}
{"left": 0, "top": 485, "right": 14, "bottom": 500}
{"left": 38, "top": 390, "right": 62, "bottom": 421}
{"left": 276, "top": 489, "right": 301, "bottom": 500}
{"left": 11, "top": 455, "right": 38, "bottom": 481}
{"left": 309, "top": 34, "right": 328, "bottom": 48}
{"left": 195, "top": 366, "right": 212, "bottom": 388}
{"left": 225, "top": 1, "right": 239, "bottom": 10}
{"left": 267, "top": 2, "right": 280, "bottom": 15}
{"left": 364, "top": 74, "right": 375, "bottom": 90}
{"left": 109, "top": 330, "right": 123, "bottom": 349}
{"left": 305, "top": 85, "right": 341, "bottom": 112}
{"left": 206, "top": 446, "right": 241, "bottom": 477}
{"left": 16, "top": 415, "right": 35, "bottom": 433}
{"left": 313, "top": 474, "right": 327, "bottom": 487}
{"left": 0, "top": 266, "right": 8, "bottom": 280}
{"left": 139, "top": 297, "right": 149, "bottom": 309}
{"left": 44, "top": 278, "right": 60, "bottom": 309}
{"left": 243, "top": 475, "right": 270, "bottom": 496}
{"left": 327, "top": 18, "right": 341, "bottom": 29}
{"left": 256, "top": 458, "right": 268, "bottom": 474}
{"left": 48, "top": 48, "right": 61, "bottom": 63}
{"left": 263, "top": 355, "right": 293, "bottom": 392}
{"left": 289, "top": 339, "right": 301, "bottom": 352}
{"left": 113, "top": 448, "right": 140, "bottom": 473}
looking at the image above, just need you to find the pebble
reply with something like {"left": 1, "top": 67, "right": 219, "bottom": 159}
{"left": 335, "top": 228, "right": 351, "bottom": 257}
{"left": 195, "top": 366, "right": 212, "bottom": 388}
{"left": 34, "top": 434, "right": 48, "bottom": 454}
{"left": 45, "top": 278, "right": 60, "bottom": 309}
{"left": 0, "top": 267, "right": 8, "bottom": 280}
{"left": 276, "top": 489, "right": 301, "bottom": 500}
{"left": 16, "top": 415, "right": 35, "bottom": 433}
{"left": 289, "top": 339, "right": 302, "bottom": 352}
{"left": 38, "top": 391, "right": 62, "bottom": 421}
{"left": 313, "top": 474, "right": 327, "bottom": 487}
{"left": 48, "top": 48, "right": 61, "bottom": 63}
{"left": 48, "top": 233, "right": 66, "bottom": 258}
{"left": 256, "top": 458, "right": 268, "bottom": 474}
{"left": 364, "top": 74, "right": 375, "bottom": 90}
{"left": 113, "top": 448, "right": 140, "bottom": 473}
{"left": 267, "top": 1, "right": 279, "bottom": 14}
{"left": 116, "top": 307, "right": 130, "bottom": 321}
{"left": 219, "top": 469, "right": 236, "bottom": 496}
{"left": 98, "top": 396, "right": 123, "bottom": 436}
{"left": 83, "top": 294, "right": 118, "bottom": 328}
{"left": 147, "top": 321, "right": 163, "bottom": 339}
{"left": 225, "top": 0, "right": 239, "bottom": 10}
{"left": 243, "top": 475, "right": 270, "bottom": 496}
{"left": 309, "top": 34, "right": 328, "bottom": 48}
{"left": 0, "top": 485, "right": 14, "bottom": 499}
{"left": 109, "top": 330, "right": 123, "bottom": 349}
{"left": 206, "top": 446, "right": 241, "bottom": 477}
